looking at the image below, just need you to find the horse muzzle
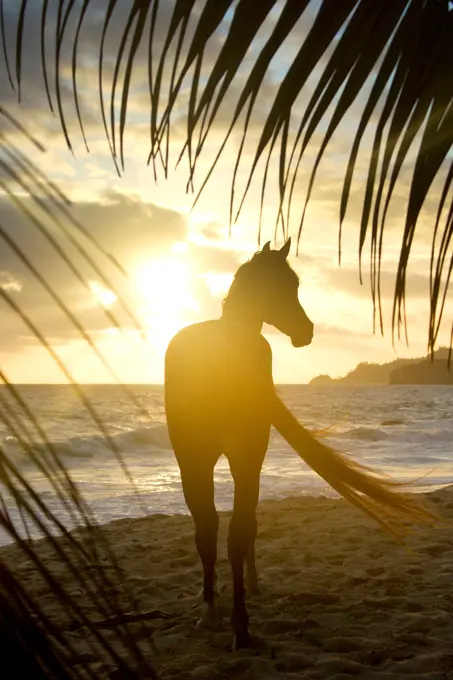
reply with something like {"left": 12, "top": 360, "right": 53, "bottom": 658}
{"left": 291, "top": 325, "right": 314, "bottom": 348}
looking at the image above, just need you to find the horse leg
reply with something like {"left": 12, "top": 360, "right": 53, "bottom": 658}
{"left": 178, "top": 460, "right": 220, "bottom": 628}
{"left": 227, "top": 456, "right": 264, "bottom": 649}
{"left": 246, "top": 542, "right": 260, "bottom": 596}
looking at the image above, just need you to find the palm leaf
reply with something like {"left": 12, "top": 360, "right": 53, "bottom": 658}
{"left": 6, "top": 0, "right": 449, "bottom": 350}
{"left": 12, "top": 0, "right": 453, "bottom": 348}
{"left": 0, "top": 110, "right": 157, "bottom": 677}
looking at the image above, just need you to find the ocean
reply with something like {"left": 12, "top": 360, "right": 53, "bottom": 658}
{"left": 1, "top": 384, "right": 452, "bottom": 546}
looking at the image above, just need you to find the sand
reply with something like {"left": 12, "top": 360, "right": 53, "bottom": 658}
{"left": 2, "top": 487, "right": 453, "bottom": 679}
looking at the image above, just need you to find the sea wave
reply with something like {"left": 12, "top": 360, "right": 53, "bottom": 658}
{"left": 1, "top": 424, "right": 173, "bottom": 463}
{"left": 333, "top": 426, "right": 389, "bottom": 442}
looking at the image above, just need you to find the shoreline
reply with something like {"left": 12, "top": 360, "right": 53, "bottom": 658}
{"left": 0, "top": 481, "right": 449, "bottom": 550}
{"left": 2, "top": 487, "right": 453, "bottom": 678}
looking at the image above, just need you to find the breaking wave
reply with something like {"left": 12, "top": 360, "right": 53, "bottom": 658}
{"left": 1, "top": 424, "right": 173, "bottom": 463}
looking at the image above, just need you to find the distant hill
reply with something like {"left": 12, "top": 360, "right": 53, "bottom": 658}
{"left": 309, "top": 374, "right": 335, "bottom": 386}
{"left": 390, "top": 357, "right": 453, "bottom": 385}
{"left": 309, "top": 348, "right": 452, "bottom": 386}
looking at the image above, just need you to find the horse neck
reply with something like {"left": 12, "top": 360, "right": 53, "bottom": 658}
{"left": 222, "top": 276, "right": 264, "bottom": 333}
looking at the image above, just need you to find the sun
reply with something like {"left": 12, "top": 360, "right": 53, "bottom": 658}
{"left": 133, "top": 257, "right": 199, "bottom": 354}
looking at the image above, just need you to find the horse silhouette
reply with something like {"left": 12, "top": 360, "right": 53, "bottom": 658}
{"left": 164, "top": 239, "right": 436, "bottom": 650}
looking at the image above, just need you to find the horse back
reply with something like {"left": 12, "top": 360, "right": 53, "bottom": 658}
{"left": 164, "top": 320, "right": 273, "bottom": 447}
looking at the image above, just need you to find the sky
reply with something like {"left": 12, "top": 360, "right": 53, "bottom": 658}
{"left": 0, "top": 0, "right": 451, "bottom": 384}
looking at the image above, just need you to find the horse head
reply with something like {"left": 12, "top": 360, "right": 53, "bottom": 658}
{"left": 254, "top": 238, "right": 314, "bottom": 347}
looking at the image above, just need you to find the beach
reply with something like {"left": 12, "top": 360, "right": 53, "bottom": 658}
{"left": 2, "top": 486, "right": 453, "bottom": 679}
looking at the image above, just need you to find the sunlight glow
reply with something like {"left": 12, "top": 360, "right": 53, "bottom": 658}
{"left": 89, "top": 281, "right": 117, "bottom": 308}
{"left": 200, "top": 271, "right": 234, "bottom": 298}
{"left": 171, "top": 241, "right": 188, "bottom": 254}
{"left": 134, "top": 257, "right": 199, "bottom": 354}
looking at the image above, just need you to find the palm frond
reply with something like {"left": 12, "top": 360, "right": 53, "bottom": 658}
{"left": 0, "top": 109, "right": 157, "bottom": 677}
{"left": 5, "top": 0, "right": 451, "bottom": 349}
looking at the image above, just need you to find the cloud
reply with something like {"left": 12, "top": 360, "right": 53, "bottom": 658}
{"left": 314, "top": 322, "right": 374, "bottom": 339}
{"left": 0, "top": 191, "right": 185, "bottom": 342}
{"left": 0, "top": 270, "right": 22, "bottom": 292}
{"left": 321, "top": 264, "right": 432, "bottom": 301}
{"left": 0, "top": 188, "right": 246, "bottom": 349}
{"left": 2, "top": 0, "right": 444, "bottom": 265}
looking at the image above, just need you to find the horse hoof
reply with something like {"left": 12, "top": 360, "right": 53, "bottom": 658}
{"left": 247, "top": 581, "right": 261, "bottom": 596}
{"left": 232, "top": 630, "right": 252, "bottom": 651}
{"left": 196, "top": 602, "right": 221, "bottom": 630}
{"left": 196, "top": 588, "right": 221, "bottom": 603}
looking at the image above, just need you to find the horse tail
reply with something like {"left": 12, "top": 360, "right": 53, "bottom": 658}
{"left": 271, "top": 393, "right": 439, "bottom": 540}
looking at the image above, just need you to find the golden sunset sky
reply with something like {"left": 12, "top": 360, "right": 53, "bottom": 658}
{"left": 1, "top": 1, "right": 451, "bottom": 384}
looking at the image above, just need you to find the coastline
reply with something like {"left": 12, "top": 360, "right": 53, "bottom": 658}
{"left": 2, "top": 488, "right": 453, "bottom": 678}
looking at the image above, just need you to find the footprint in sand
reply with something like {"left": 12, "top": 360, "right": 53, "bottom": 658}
{"left": 261, "top": 619, "right": 301, "bottom": 635}
{"left": 274, "top": 652, "right": 314, "bottom": 673}
{"left": 322, "top": 636, "right": 366, "bottom": 653}
{"left": 365, "top": 565, "right": 386, "bottom": 577}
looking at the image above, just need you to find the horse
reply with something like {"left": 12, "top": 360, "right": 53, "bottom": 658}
{"left": 164, "top": 239, "right": 436, "bottom": 650}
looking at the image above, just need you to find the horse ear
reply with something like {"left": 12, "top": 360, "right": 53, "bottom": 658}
{"left": 262, "top": 241, "right": 271, "bottom": 253}
{"left": 279, "top": 238, "right": 291, "bottom": 258}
